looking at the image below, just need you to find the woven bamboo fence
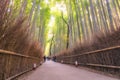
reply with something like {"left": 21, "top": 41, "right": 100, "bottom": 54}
{"left": 56, "top": 46, "right": 120, "bottom": 77}
{"left": 0, "top": 49, "right": 41, "bottom": 80}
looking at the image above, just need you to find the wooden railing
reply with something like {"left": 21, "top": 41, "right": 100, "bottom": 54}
{"left": 56, "top": 46, "right": 120, "bottom": 76}
{"left": 0, "top": 49, "right": 41, "bottom": 80}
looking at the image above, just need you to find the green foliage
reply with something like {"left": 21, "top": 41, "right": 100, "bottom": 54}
{"left": 25, "top": 0, "right": 33, "bottom": 14}
{"left": 12, "top": 0, "right": 120, "bottom": 56}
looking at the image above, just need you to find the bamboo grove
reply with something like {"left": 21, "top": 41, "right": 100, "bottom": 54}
{"left": 0, "top": 0, "right": 45, "bottom": 79}
{"left": 0, "top": 0, "right": 44, "bottom": 58}
{"left": 49, "top": 0, "right": 120, "bottom": 55}
{"left": 53, "top": 0, "right": 120, "bottom": 77}
{"left": 7, "top": 0, "right": 119, "bottom": 57}
{"left": 0, "top": 0, "right": 120, "bottom": 78}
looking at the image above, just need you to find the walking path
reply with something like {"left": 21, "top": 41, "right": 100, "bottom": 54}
{"left": 18, "top": 61, "right": 119, "bottom": 80}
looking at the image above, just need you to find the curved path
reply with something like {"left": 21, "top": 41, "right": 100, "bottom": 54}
{"left": 18, "top": 61, "right": 119, "bottom": 80}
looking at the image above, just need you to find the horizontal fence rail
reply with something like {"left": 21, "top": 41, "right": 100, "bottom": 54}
{"left": 56, "top": 46, "right": 120, "bottom": 77}
{"left": 0, "top": 49, "right": 40, "bottom": 60}
{"left": 61, "top": 46, "right": 120, "bottom": 58}
{"left": 0, "top": 49, "right": 41, "bottom": 80}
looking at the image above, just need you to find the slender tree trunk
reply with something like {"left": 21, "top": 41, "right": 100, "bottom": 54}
{"left": 49, "top": 35, "right": 54, "bottom": 56}
{"left": 106, "top": 0, "right": 115, "bottom": 31}
{"left": 74, "top": 0, "right": 81, "bottom": 41}
{"left": 18, "top": 0, "right": 27, "bottom": 18}
{"left": 111, "top": 0, "right": 120, "bottom": 29}
{"left": 80, "top": 0, "right": 89, "bottom": 41}
{"left": 28, "top": 0, "right": 36, "bottom": 25}
{"left": 61, "top": 12, "right": 69, "bottom": 49}
{"left": 97, "top": 0, "right": 109, "bottom": 34}
{"left": 116, "top": 0, "right": 120, "bottom": 10}
{"left": 76, "top": 0, "right": 85, "bottom": 42}
{"left": 89, "top": 0, "right": 99, "bottom": 33}
{"left": 31, "top": 4, "right": 39, "bottom": 39}
{"left": 86, "top": 5, "right": 93, "bottom": 35}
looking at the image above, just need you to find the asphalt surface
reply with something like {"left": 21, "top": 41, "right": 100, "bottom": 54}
{"left": 18, "top": 61, "right": 119, "bottom": 80}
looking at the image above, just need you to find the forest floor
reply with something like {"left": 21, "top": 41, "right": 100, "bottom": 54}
{"left": 17, "top": 61, "right": 119, "bottom": 80}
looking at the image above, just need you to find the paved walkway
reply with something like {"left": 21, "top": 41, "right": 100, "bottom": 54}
{"left": 18, "top": 61, "right": 119, "bottom": 80}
